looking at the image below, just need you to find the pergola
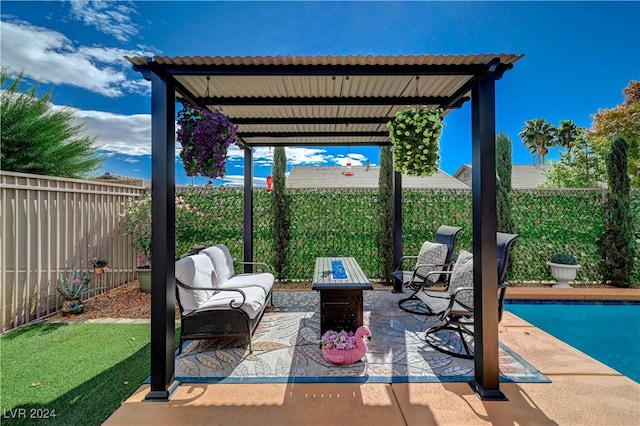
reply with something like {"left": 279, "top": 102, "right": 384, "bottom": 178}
{"left": 126, "top": 53, "right": 523, "bottom": 402}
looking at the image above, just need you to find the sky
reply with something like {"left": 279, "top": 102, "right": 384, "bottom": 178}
{"left": 1, "top": 1, "right": 638, "bottom": 187}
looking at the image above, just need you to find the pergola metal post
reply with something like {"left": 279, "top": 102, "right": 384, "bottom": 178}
{"left": 243, "top": 146, "right": 254, "bottom": 272}
{"left": 145, "top": 70, "right": 179, "bottom": 401}
{"left": 392, "top": 170, "right": 403, "bottom": 293}
{"left": 468, "top": 73, "right": 505, "bottom": 401}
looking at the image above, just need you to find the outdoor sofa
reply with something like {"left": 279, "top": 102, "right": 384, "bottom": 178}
{"left": 174, "top": 244, "right": 274, "bottom": 353}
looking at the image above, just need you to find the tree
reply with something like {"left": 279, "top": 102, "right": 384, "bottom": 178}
{"left": 599, "top": 137, "right": 635, "bottom": 287}
{"left": 591, "top": 80, "right": 640, "bottom": 188}
{"left": 0, "top": 67, "right": 102, "bottom": 178}
{"left": 271, "top": 146, "right": 289, "bottom": 281}
{"left": 378, "top": 146, "right": 394, "bottom": 285}
{"left": 496, "top": 132, "right": 514, "bottom": 233}
{"left": 542, "top": 129, "right": 606, "bottom": 188}
{"left": 553, "top": 120, "right": 580, "bottom": 155}
{"left": 519, "top": 118, "right": 554, "bottom": 164}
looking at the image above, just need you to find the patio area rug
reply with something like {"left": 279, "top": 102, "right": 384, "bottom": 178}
{"left": 174, "top": 290, "right": 549, "bottom": 384}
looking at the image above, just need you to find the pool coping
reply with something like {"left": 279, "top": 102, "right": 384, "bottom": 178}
{"left": 506, "top": 286, "right": 640, "bottom": 301}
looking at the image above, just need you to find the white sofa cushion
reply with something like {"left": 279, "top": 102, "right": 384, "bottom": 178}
{"left": 415, "top": 241, "right": 449, "bottom": 282}
{"left": 225, "top": 272, "right": 275, "bottom": 296}
{"left": 195, "top": 285, "right": 266, "bottom": 318}
{"left": 201, "top": 245, "right": 235, "bottom": 287}
{"left": 175, "top": 254, "right": 216, "bottom": 312}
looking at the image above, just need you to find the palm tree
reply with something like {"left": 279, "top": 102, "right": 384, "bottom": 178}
{"left": 554, "top": 120, "right": 581, "bottom": 155}
{"left": 519, "top": 118, "right": 554, "bottom": 164}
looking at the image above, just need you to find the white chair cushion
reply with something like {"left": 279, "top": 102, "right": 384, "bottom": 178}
{"left": 448, "top": 250, "right": 474, "bottom": 309}
{"left": 195, "top": 285, "right": 266, "bottom": 319}
{"left": 225, "top": 272, "right": 275, "bottom": 296}
{"left": 415, "top": 241, "right": 449, "bottom": 282}
{"left": 175, "top": 254, "right": 216, "bottom": 312}
{"left": 201, "top": 245, "right": 235, "bottom": 286}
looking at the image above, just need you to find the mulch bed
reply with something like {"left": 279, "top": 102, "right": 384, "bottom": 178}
{"left": 47, "top": 280, "right": 392, "bottom": 322}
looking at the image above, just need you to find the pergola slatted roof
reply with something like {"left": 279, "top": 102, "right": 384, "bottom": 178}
{"left": 127, "top": 53, "right": 523, "bottom": 404}
{"left": 126, "top": 54, "right": 522, "bottom": 146}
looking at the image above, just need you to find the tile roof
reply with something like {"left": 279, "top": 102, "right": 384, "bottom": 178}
{"left": 287, "top": 166, "right": 469, "bottom": 189}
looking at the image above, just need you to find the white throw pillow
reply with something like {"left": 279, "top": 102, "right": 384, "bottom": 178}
{"left": 175, "top": 254, "right": 216, "bottom": 311}
{"left": 201, "top": 245, "right": 234, "bottom": 287}
{"left": 448, "top": 250, "right": 474, "bottom": 309}
{"left": 415, "top": 241, "right": 449, "bottom": 282}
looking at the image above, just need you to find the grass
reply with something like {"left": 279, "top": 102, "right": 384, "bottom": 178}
{"left": 0, "top": 322, "right": 178, "bottom": 426}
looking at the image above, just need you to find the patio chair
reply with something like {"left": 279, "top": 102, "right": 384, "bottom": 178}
{"left": 421, "top": 232, "right": 519, "bottom": 359}
{"left": 396, "top": 225, "right": 463, "bottom": 314}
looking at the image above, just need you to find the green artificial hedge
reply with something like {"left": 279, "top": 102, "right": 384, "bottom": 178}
{"left": 172, "top": 187, "right": 640, "bottom": 286}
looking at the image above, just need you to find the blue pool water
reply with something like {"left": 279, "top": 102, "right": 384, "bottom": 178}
{"left": 505, "top": 302, "right": 640, "bottom": 383}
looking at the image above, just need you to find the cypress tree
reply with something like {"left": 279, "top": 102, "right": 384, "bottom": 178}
{"left": 496, "top": 132, "right": 514, "bottom": 233}
{"left": 271, "top": 146, "right": 289, "bottom": 281}
{"left": 378, "top": 146, "right": 394, "bottom": 285}
{"left": 600, "top": 137, "right": 635, "bottom": 287}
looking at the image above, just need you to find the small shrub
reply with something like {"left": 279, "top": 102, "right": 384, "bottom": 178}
{"left": 549, "top": 252, "right": 578, "bottom": 265}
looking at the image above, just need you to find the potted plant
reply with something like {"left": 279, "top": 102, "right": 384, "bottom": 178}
{"left": 547, "top": 253, "right": 582, "bottom": 288}
{"left": 320, "top": 326, "right": 371, "bottom": 365}
{"left": 387, "top": 106, "right": 444, "bottom": 176}
{"left": 177, "top": 101, "right": 238, "bottom": 181}
{"left": 57, "top": 269, "right": 93, "bottom": 316}
{"left": 136, "top": 256, "right": 152, "bottom": 293}
{"left": 120, "top": 193, "right": 152, "bottom": 293}
{"left": 90, "top": 257, "right": 109, "bottom": 275}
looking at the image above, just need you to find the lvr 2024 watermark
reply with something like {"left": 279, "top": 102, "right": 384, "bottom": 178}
{"left": 3, "top": 408, "right": 57, "bottom": 419}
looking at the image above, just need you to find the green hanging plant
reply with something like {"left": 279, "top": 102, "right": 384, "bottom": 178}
{"left": 387, "top": 107, "right": 444, "bottom": 176}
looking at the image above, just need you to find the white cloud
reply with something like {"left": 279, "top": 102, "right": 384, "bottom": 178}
{"left": 66, "top": 0, "right": 139, "bottom": 42}
{"left": 61, "top": 104, "right": 375, "bottom": 173}
{"left": 0, "top": 20, "right": 151, "bottom": 97}
{"left": 71, "top": 108, "right": 152, "bottom": 155}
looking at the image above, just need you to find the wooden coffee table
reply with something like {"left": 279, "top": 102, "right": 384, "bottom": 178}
{"left": 312, "top": 257, "right": 372, "bottom": 336}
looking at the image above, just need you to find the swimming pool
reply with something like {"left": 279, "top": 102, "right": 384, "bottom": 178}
{"left": 505, "top": 301, "right": 640, "bottom": 383}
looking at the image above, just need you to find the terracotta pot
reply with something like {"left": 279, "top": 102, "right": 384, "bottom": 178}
{"left": 94, "top": 267, "right": 104, "bottom": 275}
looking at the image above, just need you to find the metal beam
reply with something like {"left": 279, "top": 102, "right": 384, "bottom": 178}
{"left": 199, "top": 96, "right": 451, "bottom": 106}
{"left": 244, "top": 147, "right": 254, "bottom": 272}
{"left": 145, "top": 71, "right": 179, "bottom": 402}
{"left": 242, "top": 140, "right": 391, "bottom": 147}
{"left": 468, "top": 74, "right": 505, "bottom": 401}
{"left": 392, "top": 170, "right": 403, "bottom": 293}
{"left": 156, "top": 63, "right": 492, "bottom": 76}
{"left": 239, "top": 130, "right": 389, "bottom": 139}
{"left": 231, "top": 116, "right": 392, "bottom": 125}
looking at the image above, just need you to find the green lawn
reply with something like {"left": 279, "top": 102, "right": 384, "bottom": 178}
{"left": 1, "top": 322, "right": 178, "bottom": 426}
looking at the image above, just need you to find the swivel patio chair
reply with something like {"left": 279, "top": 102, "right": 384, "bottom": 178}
{"left": 396, "top": 225, "right": 463, "bottom": 314}
{"left": 421, "top": 232, "right": 519, "bottom": 359}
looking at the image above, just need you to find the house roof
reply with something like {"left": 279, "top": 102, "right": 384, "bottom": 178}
{"left": 94, "top": 172, "right": 150, "bottom": 188}
{"left": 125, "top": 54, "right": 523, "bottom": 148}
{"left": 453, "top": 164, "right": 551, "bottom": 189}
{"left": 287, "top": 166, "right": 469, "bottom": 189}
{"left": 510, "top": 164, "right": 551, "bottom": 189}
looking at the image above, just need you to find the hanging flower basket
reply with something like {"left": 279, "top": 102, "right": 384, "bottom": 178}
{"left": 177, "top": 101, "right": 238, "bottom": 180}
{"left": 387, "top": 107, "right": 444, "bottom": 176}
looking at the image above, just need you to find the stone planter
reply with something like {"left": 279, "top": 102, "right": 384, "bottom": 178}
{"left": 136, "top": 268, "right": 152, "bottom": 293}
{"left": 546, "top": 262, "right": 581, "bottom": 288}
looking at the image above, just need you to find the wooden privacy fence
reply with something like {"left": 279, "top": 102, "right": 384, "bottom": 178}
{"left": 0, "top": 171, "right": 145, "bottom": 332}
